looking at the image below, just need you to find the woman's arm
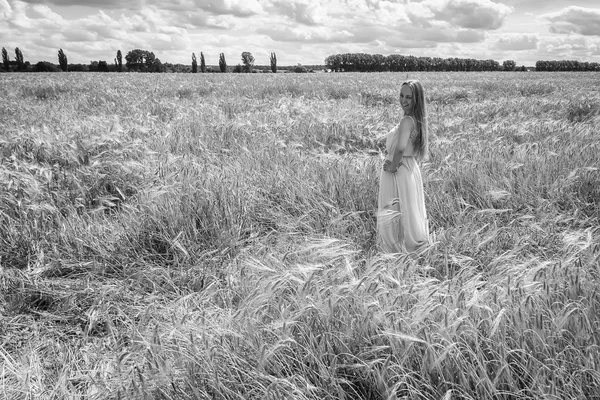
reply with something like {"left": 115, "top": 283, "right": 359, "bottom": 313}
{"left": 388, "top": 117, "right": 413, "bottom": 173}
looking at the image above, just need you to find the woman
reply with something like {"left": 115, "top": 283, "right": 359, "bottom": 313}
{"left": 377, "top": 80, "right": 430, "bottom": 254}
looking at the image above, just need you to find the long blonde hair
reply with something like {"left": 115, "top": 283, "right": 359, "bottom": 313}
{"left": 403, "top": 80, "right": 429, "bottom": 160}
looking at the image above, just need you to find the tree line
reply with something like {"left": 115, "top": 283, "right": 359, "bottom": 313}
{"left": 534, "top": 60, "right": 600, "bottom": 72}
{"left": 2, "top": 46, "right": 599, "bottom": 73}
{"left": 325, "top": 53, "right": 520, "bottom": 72}
{"left": 324, "top": 53, "right": 600, "bottom": 72}
{"left": 0, "top": 47, "right": 318, "bottom": 73}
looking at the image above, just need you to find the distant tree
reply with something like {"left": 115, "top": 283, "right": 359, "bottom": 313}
{"left": 69, "top": 63, "right": 89, "bottom": 72}
{"left": 35, "top": 61, "right": 60, "bottom": 72}
{"left": 325, "top": 54, "right": 342, "bottom": 72}
{"left": 98, "top": 60, "right": 109, "bottom": 72}
{"left": 145, "top": 51, "right": 156, "bottom": 68}
{"left": 58, "top": 48, "right": 68, "bottom": 71}
{"left": 293, "top": 64, "right": 308, "bottom": 73}
{"left": 192, "top": 53, "right": 198, "bottom": 73}
{"left": 2, "top": 47, "right": 9, "bottom": 72}
{"left": 219, "top": 53, "right": 227, "bottom": 72}
{"left": 115, "top": 50, "right": 123, "bottom": 72}
{"left": 200, "top": 52, "right": 206, "bottom": 73}
{"left": 233, "top": 64, "right": 243, "bottom": 73}
{"left": 15, "top": 47, "right": 24, "bottom": 71}
{"left": 124, "top": 49, "right": 162, "bottom": 72}
{"left": 125, "top": 49, "right": 147, "bottom": 71}
{"left": 503, "top": 60, "right": 516, "bottom": 71}
{"left": 241, "top": 52, "right": 254, "bottom": 72}
{"left": 270, "top": 52, "right": 277, "bottom": 73}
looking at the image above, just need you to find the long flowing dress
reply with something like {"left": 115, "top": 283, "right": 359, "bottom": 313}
{"left": 377, "top": 117, "right": 430, "bottom": 253}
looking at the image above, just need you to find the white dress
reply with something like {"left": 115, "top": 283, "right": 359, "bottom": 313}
{"left": 377, "top": 117, "right": 430, "bottom": 253}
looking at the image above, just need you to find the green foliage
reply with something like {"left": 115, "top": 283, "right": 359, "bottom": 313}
{"left": 57, "top": 48, "right": 68, "bottom": 72}
{"left": 219, "top": 52, "right": 227, "bottom": 73}
{"left": 2, "top": 47, "right": 9, "bottom": 72}
{"left": 200, "top": 51, "right": 206, "bottom": 73}
{"left": 241, "top": 51, "right": 254, "bottom": 73}
{"left": 270, "top": 52, "right": 277, "bottom": 73}
{"left": 191, "top": 53, "right": 197, "bottom": 73}
{"left": 233, "top": 63, "right": 242, "bottom": 73}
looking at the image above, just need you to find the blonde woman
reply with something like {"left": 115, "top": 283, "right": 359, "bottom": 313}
{"left": 378, "top": 80, "right": 430, "bottom": 254}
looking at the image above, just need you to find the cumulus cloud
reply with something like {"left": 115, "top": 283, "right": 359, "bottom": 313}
{"left": 269, "top": 0, "right": 327, "bottom": 25}
{"left": 541, "top": 6, "right": 600, "bottom": 36}
{"left": 2, "top": 0, "right": 598, "bottom": 67}
{"left": 193, "top": 0, "right": 263, "bottom": 17}
{"left": 419, "top": 26, "right": 486, "bottom": 43}
{"left": 0, "top": 0, "right": 11, "bottom": 20}
{"left": 537, "top": 35, "right": 600, "bottom": 58}
{"left": 258, "top": 25, "right": 355, "bottom": 43}
{"left": 385, "top": 38, "right": 440, "bottom": 49}
{"left": 426, "top": 0, "right": 513, "bottom": 30}
{"left": 494, "top": 34, "right": 538, "bottom": 51}
{"left": 20, "top": 0, "right": 143, "bottom": 8}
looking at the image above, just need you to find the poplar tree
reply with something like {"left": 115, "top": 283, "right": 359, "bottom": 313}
{"left": 270, "top": 52, "right": 277, "bottom": 73}
{"left": 58, "top": 48, "right": 68, "bottom": 71}
{"left": 192, "top": 53, "right": 198, "bottom": 73}
{"left": 115, "top": 50, "right": 123, "bottom": 72}
{"left": 15, "top": 47, "right": 24, "bottom": 71}
{"left": 219, "top": 53, "right": 227, "bottom": 73}
{"left": 200, "top": 52, "right": 206, "bottom": 73}
{"left": 2, "top": 48, "right": 9, "bottom": 72}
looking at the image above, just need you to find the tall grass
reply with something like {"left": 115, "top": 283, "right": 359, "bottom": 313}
{"left": 0, "top": 71, "right": 598, "bottom": 399}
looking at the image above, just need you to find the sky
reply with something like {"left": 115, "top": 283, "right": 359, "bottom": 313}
{"left": 1, "top": 0, "right": 599, "bottom": 67}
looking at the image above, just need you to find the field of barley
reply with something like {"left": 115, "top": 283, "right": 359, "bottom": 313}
{"left": 0, "top": 71, "right": 599, "bottom": 399}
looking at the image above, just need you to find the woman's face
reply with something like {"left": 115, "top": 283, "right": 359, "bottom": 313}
{"left": 400, "top": 84, "right": 414, "bottom": 114}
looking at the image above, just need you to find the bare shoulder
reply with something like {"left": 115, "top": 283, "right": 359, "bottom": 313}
{"left": 398, "top": 116, "right": 415, "bottom": 134}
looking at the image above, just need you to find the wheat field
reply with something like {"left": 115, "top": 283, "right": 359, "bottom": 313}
{"left": 0, "top": 71, "right": 599, "bottom": 399}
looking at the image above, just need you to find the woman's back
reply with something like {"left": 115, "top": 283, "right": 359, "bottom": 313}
{"left": 385, "top": 116, "right": 417, "bottom": 159}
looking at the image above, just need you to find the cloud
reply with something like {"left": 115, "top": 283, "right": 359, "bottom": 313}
{"left": 20, "top": 0, "right": 143, "bottom": 8}
{"left": 61, "top": 29, "right": 97, "bottom": 42}
{"left": 541, "top": 6, "right": 600, "bottom": 36}
{"left": 19, "top": 0, "right": 262, "bottom": 16}
{"left": 494, "top": 34, "right": 538, "bottom": 51}
{"left": 183, "top": 12, "right": 236, "bottom": 29}
{"left": 193, "top": 0, "right": 263, "bottom": 17}
{"left": 384, "top": 38, "right": 440, "bottom": 49}
{"left": 419, "top": 26, "right": 486, "bottom": 43}
{"left": 269, "top": 0, "right": 328, "bottom": 25}
{"left": 537, "top": 35, "right": 600, "bottom": 58}
{"left": 258, "top": 25, "right": 355, "bottom": 43}
{"left": 426, "top": 0, "right": 513, "bottom": 30}
{"left": 0, "top": 0, "right": 11, "bottom": 20}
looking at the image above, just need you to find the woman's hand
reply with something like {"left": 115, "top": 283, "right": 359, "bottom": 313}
{"left": 383, "top": 159, "right": 401, "bottom": 173}
{"left": 383, "top": 160, "right": 396, "bottom": 173}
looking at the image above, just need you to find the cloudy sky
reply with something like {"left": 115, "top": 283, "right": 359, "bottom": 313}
{"left": 1, "top": 0, "right": 599, "bottom": 67}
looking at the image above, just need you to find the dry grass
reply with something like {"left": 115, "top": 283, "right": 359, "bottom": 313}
{"left": 0, "top": 71, "right": 599, "bottom": 399}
